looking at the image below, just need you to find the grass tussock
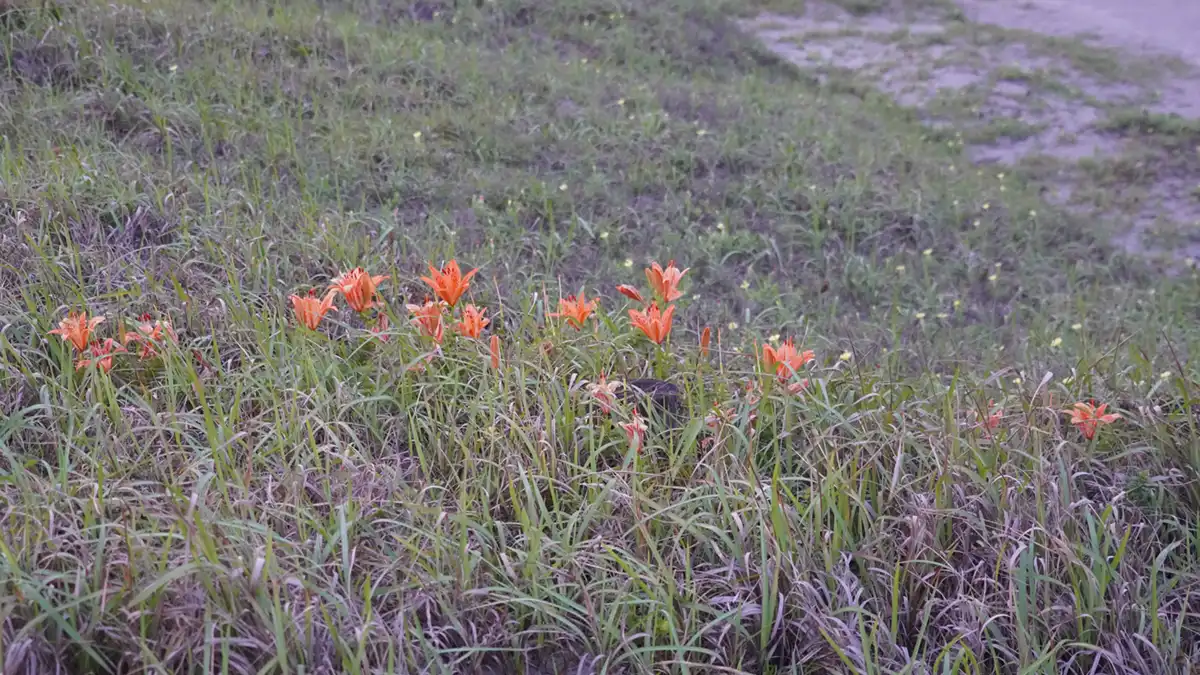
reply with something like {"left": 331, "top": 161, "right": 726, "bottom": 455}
{"left": 0, "top": 0, "right": 1199, "bottom": 672}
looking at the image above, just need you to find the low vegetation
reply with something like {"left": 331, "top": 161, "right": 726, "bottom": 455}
{"left": 0, "top": 0, "right": 1198, "bottom": 672}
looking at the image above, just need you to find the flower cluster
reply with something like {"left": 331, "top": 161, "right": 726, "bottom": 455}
{"left": 291, "top": 266, "right": 391, "bottom": 332}
{"left": 289, "top": 260, "right": 501, "bottom": 370}
{"left": 761, "top": 338, "right": 814, "bottom": 393}
{"left": 48, "top": 311, "right": 176, "bottom": 373}
{"left": 542, "top": 259, "right": 687, "bottom": 346}
{"left": 289, "top": 260, "right": 493, "bottom": 342}
{"left": 568, "top": 260, "right": 691, "bottom": 452}
{"left": 585, "top": 374, "right": 648, "bottom": 451}
{"left": 409, "top": 260, "right": 490, "bottom": 343}
{"left": 548, "top": 292, "right": 600, "bottom": 330}
{"left": 1065, "top": 401, "right": 1120, "bottom": 440}
{"left": 963, "top": 398, "right": 1121, "bottom": 442}
{"left": 613, "top": 260, "right": 688, "bottom": 345}
{"left": 298, "top": 260, "right": 501, "bottom": 367}
{"left": 48, "top": 255, "right": 1123, "bottom": 451}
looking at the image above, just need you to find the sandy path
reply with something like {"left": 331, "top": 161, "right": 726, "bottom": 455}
{"left": 956, "top": 0, "right": 1200, "bottom": 67}
{"left": 739, "top": 0, "right": 1200, "bottom": 265}
{"left": 957, "top": 0, "right": 1200, "bottom": 115}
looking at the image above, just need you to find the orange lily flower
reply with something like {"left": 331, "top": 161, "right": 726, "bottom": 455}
{"left": 49, "top": 311, "right": 105, "bottom": 352}
{"left": 456, "top": 304, "right": 489, "bottom": 339}
{"left": 700, "top": 326, "right": 712, "bottom": 357}
{"left": 622, "top": 412, "right": 648, "bottom": 450}
{"left": 489, "top": 334, "right": 501, "bottom": 370}
{"left": 645, "top": 260, "right": 688, "bottom": 302}
{"left": 761, "top": 339, "right": 814, "bottom": 381}
{"left": 407, "top": 300, "right": 446, "bottom": 342}
{"left": 1065, "top": 401, "right": 1120, "bottom": 440}
{"left": 616, "top": 284, "right": 645, "bottom": 304}
{"left": 629, "top": 302, "right": 675, "bottom": 344}
{"left": 421, "top": 260, "right": 478, "bottom": 308}
{"left": 330, "top": 267, "right": 389, "bottom": 313}
{"left": 549, "top": 292, "right": 600, "bottom": 330}
{"left": 123, "top": 314, "right": 177, "bottom": 360}
{"left": 787, "top": 379, "right": 810, "bottom": 395}
{"left": 588, "top": 373, "right": 623, "bottom": 414}
{"left": 76, "top": 339, "right": 125, "bottom": 373}
{"left": 290, "top": 289, "right": 338, "bottom": 330}
{"left": 975, "top": 400, "right": 1002, "bottom": 431}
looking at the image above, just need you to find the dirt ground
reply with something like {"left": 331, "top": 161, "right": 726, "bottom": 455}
{"left": 739, "top": 0, "right": 1200, "bottom": 266}
{"left": 959, "top": 0, "right": 1200, "bottom": 77}
{"left": 957, "top": 0, "right": 1200, "bottom": 120}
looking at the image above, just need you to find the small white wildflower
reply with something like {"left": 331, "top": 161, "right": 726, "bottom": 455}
{"left": 1051, "top": 337, "right": 1062, "bottom": 348}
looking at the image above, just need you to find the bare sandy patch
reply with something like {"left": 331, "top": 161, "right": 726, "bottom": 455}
{"left": 956, "top": 0, "right": 1200, "bottom": 118}
{"left": 737, "top": 0, "right": 1200, "bottom": 267}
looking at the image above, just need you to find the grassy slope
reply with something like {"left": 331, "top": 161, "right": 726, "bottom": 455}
{"left": 0, "top": 0, "right": 1198, "bottom": 672}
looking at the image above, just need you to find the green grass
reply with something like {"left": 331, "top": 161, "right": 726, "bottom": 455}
{"left": 1, "top": 0, "right": 1199, "bottom": 672}
{"left": 1102, "top": 109, "right": 1200, "bottom": 145}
